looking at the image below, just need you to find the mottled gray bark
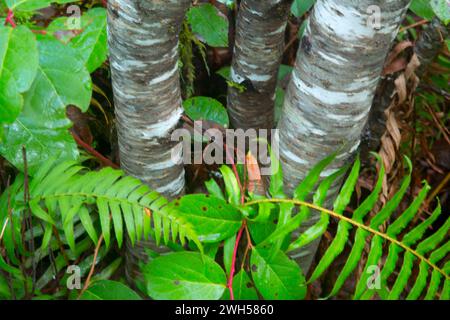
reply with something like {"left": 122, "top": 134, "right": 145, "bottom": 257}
{"left": 415, "top": 18, "right": 449, "bottom": 75}
{"left": 276, "top": 0, "right": 411, "bottom": 272}
{"left": 362, "top": 18, "right": 449, "bottom": 161}
{"left": 228, "top": 0, "right": 293, "bottom": 130}
{"left": 107, "top": 0, "right": 190, "bottom": 286}
{"left": 107, "top": 0, "right": 189, "bottom": 198}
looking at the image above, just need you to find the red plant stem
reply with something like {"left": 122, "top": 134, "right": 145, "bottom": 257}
{"left": 180, "top": 114, "right": 249, "bottom": 300}
{"left": 222, "top": 143, "right": 247, "bottom": 300}
{"left": 227, "top": 223, "right": 245, "bottom": 300}
{"left": 32, "top": 30, "right": 47, "bottom": 35}
{"left": 71, "top": 131, "right": 120, "bottom": 169}
{"left": 5, "top": 10, "right": 16, "bottom": 28}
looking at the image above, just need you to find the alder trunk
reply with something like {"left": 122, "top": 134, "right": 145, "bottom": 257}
{"left": 107, "top": 0, "right": 190, "bottom": 285}
{"left": 107, "top": 0, "right": 189, "bottom": 198}
{"left": 276, "top": 0, "right": 411, "bottom": 272}
{"left": 228, "top": 0, "right": 293, "bottom": 130}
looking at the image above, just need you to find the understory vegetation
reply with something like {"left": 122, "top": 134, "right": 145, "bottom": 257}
{"left": 0, "top": 0, "right": 449, "bottom": 300}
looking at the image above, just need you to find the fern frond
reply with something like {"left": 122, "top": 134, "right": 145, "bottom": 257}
{"left": 246, "top": 156, "right": 449, "bottom": 300}
{"left": 5, "top": 160, "right": 201, "bottom": 257}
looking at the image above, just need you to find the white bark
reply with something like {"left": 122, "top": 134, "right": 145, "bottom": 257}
{"left": 107, "top": 0, "right": 190, "bottom": 286}
{"left": 107, "top": 0, "right": 190, "bottom": 199}
{"left": 228, "top": 0, "right": 293, "bottom": 130}
{"left": 277, "top": 0, "right": 411, "bottom": 272}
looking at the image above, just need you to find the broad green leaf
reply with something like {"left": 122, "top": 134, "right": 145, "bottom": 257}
{"left": 0, "top": 34, "right": 92, "bottom": 174}
{"left": 79, "top": 280, "right": 141, "bottom": 300}
{"left": 6, "top": 0, "right": 73, "bottom": 12}
{"left": 431, "top": 0, "right": 450, "bottom": 24}
{"left": 183, "top": 96, "right": 229, "bottom": 127}
{"left": 409, "top": 0, "right": 435, "bottom": 20}
{"left": 187, "top": 4, "right": 229, "bottom": 47}
{"left": 172, "top": 194, "right": 242, "bottom": 243}
{"left": 251, "top": 247, "right": 306, "bottom": 300}
{"left": 71, "top": 8, "right": 108, "bottom": 72}
{"left": 48, "top": 7, "right": 109, "bottom": 72}
{"left": 0, "top": 25, "right": 38, "bottom": 124}
{"left": 144, "top": 252, "right": 227, "bottom": 300}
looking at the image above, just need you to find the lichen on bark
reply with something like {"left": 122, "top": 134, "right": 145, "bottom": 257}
{"left": 107, "top": 0, "right": 190, "bottom": 199}
{"left": 228, "top": 0, "right": 293, "bottom": 131}
{"left": 107, "top": 0, "right": 191, "bottom": 286}
{"left": 276, "top": 0, "right": 412, "bottom": 272}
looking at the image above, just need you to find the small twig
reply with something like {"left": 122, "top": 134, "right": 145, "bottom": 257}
{"left": 426, "top": 171, "right": 450, "bottom": 205}
{"left": 71, "top": 131, "right": 119, "bottom": 169}
{"left": 399, "top": 19, "right": 429, "bottom": 33}
{"left": 422, "top": 103, "right": 450, "bottom": 145}
{"left": 78, "top": 234, "right": 104, "bottom": 299}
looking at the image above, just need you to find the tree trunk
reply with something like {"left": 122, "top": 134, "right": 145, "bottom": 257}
{"left": 107, "top": 0, "right": 189, "bottom": 198}
{"left": 361, "top": 18, "right": 449, "bottom": 161}
{"left": 228, "top": 0, "right": 293, "bottom": 130}
{"left": 415, "top": 18, "right": 449, "bottom": 76}
{"left": 276, "top": 0, "right": 411, "bottom": 272}
{"left": 107, "top": 0, "right": 190, "bottom": 287}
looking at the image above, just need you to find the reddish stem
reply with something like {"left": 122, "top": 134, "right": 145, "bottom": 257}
{"left": 32, "top": 30, "right": 47, "bottom": 35}
{"left": 180, "top": 114, "right": 249, "bottom": 300}
{"left": 227, "top": 223, "right": 245, "bottom": 300}
{"left": 222, "top": 143, "right": 248, "bottom": 300}
{"left": 5, "top": 10, "right": 16, "bottom": 28}
{"left": 71, "top": 131, "right": 120, "bottom": 169}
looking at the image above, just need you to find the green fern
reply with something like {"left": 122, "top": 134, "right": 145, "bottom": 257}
{"left": 1, "top": 159, "right": 201, "bottom": 261}
{"left": 245, "top": 154, "right": 449, "bottom": 300}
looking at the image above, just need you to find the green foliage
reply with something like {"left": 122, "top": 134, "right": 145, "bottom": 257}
{"left": 78, "top": 280, "right": 141, "bottom": 300}
{"left": 183, "top": 96, "right": 229, "bottom": 128}
{"left": 171, "top": 194, "right": 242, "bottom": 243}
{"left": 291, "top": 0, "right": 316, "bottom": 18}
{"left": 0, "top": 26, "right": 38, "bottom": 126}
{"left": 143, "top": 252, "right": 227, "bottom": 300}
{"left": 137, "top": 152, "right": 447, "bottom": 300}
{"left": 222, "top": 270, "right": 258, "bottom": 300}
{"left": 5, "top": 0, "right": 74, "bottom": 13}
{"left": 410, "top": 0, "right": 449, "bottom": 24}
{"left": 0, "top": 151, "right": 447, "bottom": 300}
{"left": 0, "top": 34, "right": 92, "bottom": 174}
{"left": 0, "top": 158, "right": 201, "bottom": 299}
{"left": 0, "top": 3, "right": 108, "bottom": 173}
{"left": 0, "top": 0, "right": 447, "bottom": 302}
{"left": 47, "top": 7, "right": 108, "bottom": 73}
{"left": 187, "top": 3, "right": 229, "bottom": 47}
{"left": 251, "top": 246, "right": 306, "bottom": 300}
